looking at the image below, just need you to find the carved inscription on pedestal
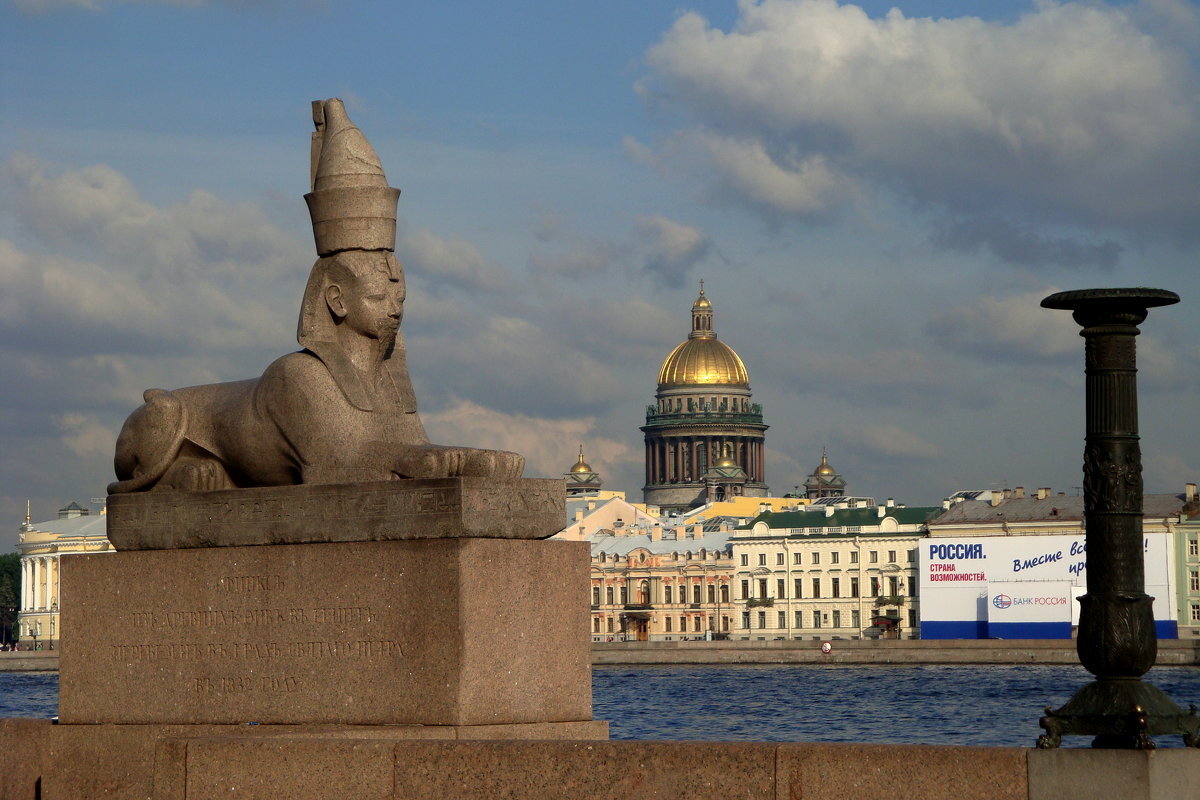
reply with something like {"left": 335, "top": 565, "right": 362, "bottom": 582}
{"left": 101, "top": 568, "right": 405, "bottom": 702}
{"left": 60, "top": 541, "right": 438, "bottom": 724}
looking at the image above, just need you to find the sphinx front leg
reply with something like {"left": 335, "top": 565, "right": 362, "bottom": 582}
{"left": 389, "top": 444, "right": 465, "bottom": 479}
{"left": 459, "top": 448, "right": 524, "bottom": 479}
{"left": 389, "top": 445, "right": 524, "bottom": 479}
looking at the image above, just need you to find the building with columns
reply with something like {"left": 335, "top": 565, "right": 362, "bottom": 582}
{"left": 1176, "top": 485, "right": 1200, "bottom": 639}
{"left": 642, "top": 285, "right": 768, "bottom": 512}
{"left": 18, "top": 500, "right": 113, "bottom": 649}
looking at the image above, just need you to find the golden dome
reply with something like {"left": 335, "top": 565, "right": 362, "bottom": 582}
{"left": 569, "top": 445, "right": 593, "bottom": 474}
{"left": 714, "top": 447, "right": 737, "bottom": 468}
{"left": 815, "top": 452, "right": 837, "bottom": 476}
{"left": 657, "top": 283, "right": 749, "bottom": 389}
{"left": 658, "top": 338, "right": 749, "bottom": 388}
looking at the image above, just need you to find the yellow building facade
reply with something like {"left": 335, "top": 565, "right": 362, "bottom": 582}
{"left": 18, "top": 501, "right": 113, "bottom": 649}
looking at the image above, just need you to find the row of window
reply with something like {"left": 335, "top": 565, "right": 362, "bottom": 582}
{"left": 739, "top": 609, "right": 865, "bottom": 629}
{"left": 590, "top": 574, "right": 911, "bottom": 606}
{"left": 590, "top": 616, "right": 733, "bottom": 634}
{"left": 740, "top": 576, "right": 908, "bottom": 600}
{"left": 787, "top": 526, "right": 864, "bottom": 534}
{"left": 590, "top": 608, "right": 917, "bottom": 633}
{"left": 592, "top": 584, "right": 730, "bottom": 606}
{"left": 597, "top": 550, "right": 725, "bottom": 564}
{"left": 740, "top": 549, "right": 916, "bottom": 567}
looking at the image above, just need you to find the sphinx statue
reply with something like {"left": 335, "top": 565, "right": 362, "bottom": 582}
{"left": 109, "top": 99, "right": 524, "bottom": 493}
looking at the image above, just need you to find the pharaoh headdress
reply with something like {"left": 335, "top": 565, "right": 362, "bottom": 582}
{"left": 296, "top": 98, "right": 414, "bottom": 413}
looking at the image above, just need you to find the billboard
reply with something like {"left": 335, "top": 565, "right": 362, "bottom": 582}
{"left": 919, "top": 533, "right": 1177, "bottom": 640}
{"left": 986, "top": 580, "right": 1074, "bottom": 639}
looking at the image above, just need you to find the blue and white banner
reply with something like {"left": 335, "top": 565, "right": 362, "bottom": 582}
{"left": 919, "top": 533, "right": 1177, "bottom": 639}
{"left": 986, "top": 580, "right": 1073, "bottom": 639}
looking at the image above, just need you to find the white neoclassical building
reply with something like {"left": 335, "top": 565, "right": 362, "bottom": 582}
{"left": 731, "top": 497, "right": 939, "bottom": 640}
{"left": 18, "top": 500, "right": 113, "bottom": 649}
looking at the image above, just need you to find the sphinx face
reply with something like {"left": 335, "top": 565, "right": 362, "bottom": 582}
{"left": 339, "top": 268, "right": 405, "bottom": 341}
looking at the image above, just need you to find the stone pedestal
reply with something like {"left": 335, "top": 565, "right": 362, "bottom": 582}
{"left": 104, "top": 477, "right": 566, "bottom": 550}
{"left": 1028, "top": 748, "right": 1200, "bottom": 800}
{"left": 60, "top": 537, "right": 592, "bottom": 726}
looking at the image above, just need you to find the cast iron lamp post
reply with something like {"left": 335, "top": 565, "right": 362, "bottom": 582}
{"left": 1038, "top": 288, "right": 1199, "bottom": 748}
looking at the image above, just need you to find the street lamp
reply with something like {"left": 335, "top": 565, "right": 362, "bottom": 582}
{"left": 1038, "top": 288, "right": 1200, "bottom": 748}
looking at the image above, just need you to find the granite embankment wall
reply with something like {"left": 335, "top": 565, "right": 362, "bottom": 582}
{"left": 2, "top": 718, "right": 1199, "bottom": 800}
{"left": 0, "top": 651, "right": 57, "bottom": 672}
{"left": 4, "top": 639, "right": 1200, "bottom": 672}
{"left": 591, "top": 638, "right": 1200, "bottom": 666}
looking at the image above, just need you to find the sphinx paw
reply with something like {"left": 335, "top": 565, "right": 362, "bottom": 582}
{"left": 160, "top": 456, "right": 234, "bottom": 492}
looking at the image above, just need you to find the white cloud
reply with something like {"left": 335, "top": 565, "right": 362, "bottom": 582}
{"left": 0, "top": 156, "right": 306, "bottom": 358}
{"left": 642, "top": 0, "right": 1200, "bottom": 246}
{"left": 5, "top": 155, "right": 302, "bottom": 285}
{"left": 529, "top": 245, "right": 622, "bottom": 280}
{"left": 55, "top": 412, "right": 117, "bottom": 461}
{"left": 799, "top": 348, "right": 945, "bottom": 392}
{"left": 635, "top": 214, "right": 712, "bottom": 286}
{"left": 396, "top": 226, "right": 511, "bottom": 293}
{"left": 836, "top": 422, "right": 940, "bottom": 460}
{"left": 925, "top": 288, "right": 1082, "bottom": 362}
{"left": 421, "top": 399, "right": 636, "bottom": 480}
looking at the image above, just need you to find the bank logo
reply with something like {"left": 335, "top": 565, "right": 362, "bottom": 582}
{"left": 992, "top": 594, "right": 1013, "bottom": 609}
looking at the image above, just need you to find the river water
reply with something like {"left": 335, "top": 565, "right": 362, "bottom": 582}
{"left": 4, "top": 665, "right": 1199, "bottom": 747}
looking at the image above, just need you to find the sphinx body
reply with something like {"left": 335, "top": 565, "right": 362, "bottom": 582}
{"left": 110, "top": 99, "right": 526, "bottom": 494}
{"left": 109, "top": 347, "right": 522, "bottom": 494}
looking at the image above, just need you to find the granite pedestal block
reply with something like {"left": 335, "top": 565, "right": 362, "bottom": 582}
{"left": 59, "top": 538, "right": 591, "bottom": 726}
{"left": 105, "top": 477, "right": 564, "bottom": 550}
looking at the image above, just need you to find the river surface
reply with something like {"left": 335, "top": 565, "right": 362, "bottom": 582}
{"left": 4, "top": 665, "right": 1199, "bottom": 747}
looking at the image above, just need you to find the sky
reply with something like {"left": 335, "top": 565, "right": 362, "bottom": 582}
{"left": 2, "top": 0, "right": 1199, "bottom": 549}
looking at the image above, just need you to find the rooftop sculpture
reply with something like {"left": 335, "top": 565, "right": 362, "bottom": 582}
{"left": 109, "top": 99, "right": 523, "bottom": 493}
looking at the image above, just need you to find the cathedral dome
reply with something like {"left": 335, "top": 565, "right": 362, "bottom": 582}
{"left": 656, "top": 283, "right": 749, "bottom": 389}
{"left": 657, "top": 339, "right": 749, "bottom": 388}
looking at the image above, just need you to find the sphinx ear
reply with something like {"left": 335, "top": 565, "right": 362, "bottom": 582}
{"left": 325, "top": 284, "right": 347, "bottom": 320}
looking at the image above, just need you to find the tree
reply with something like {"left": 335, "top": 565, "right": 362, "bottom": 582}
{"left": 0, "top": 553, "right": 19, "bottom": 644}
